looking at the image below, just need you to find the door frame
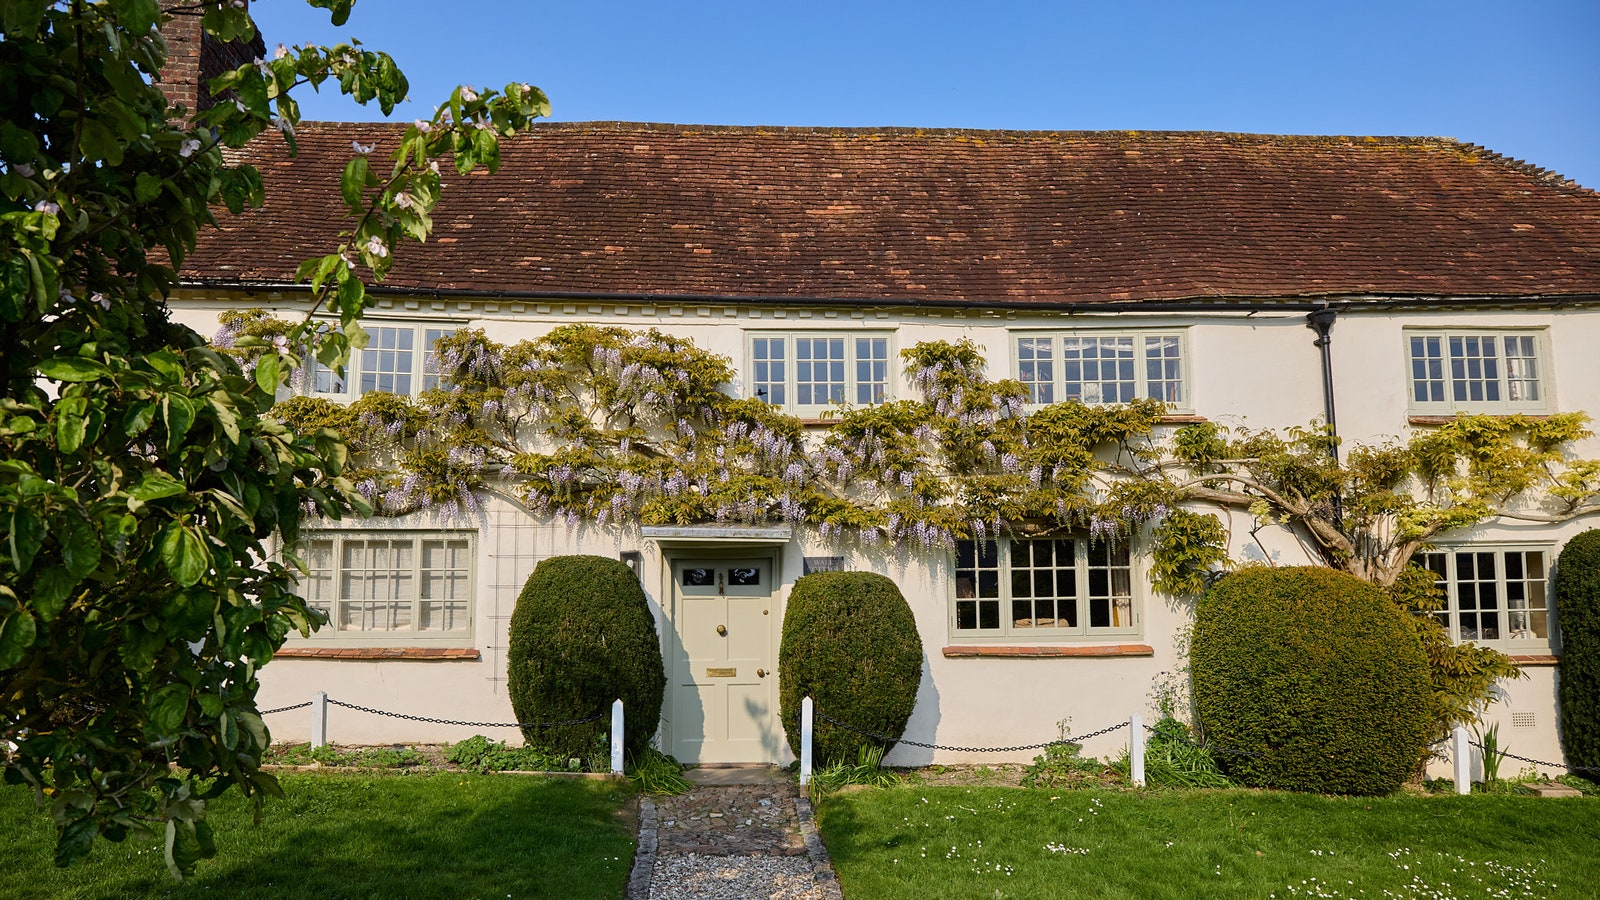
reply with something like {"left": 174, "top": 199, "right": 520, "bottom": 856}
{"left": 659, "top": 547, "right": 784, "bottom": 764}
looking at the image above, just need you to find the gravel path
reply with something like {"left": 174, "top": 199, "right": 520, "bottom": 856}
{"left": 629, "top": 772, "right": 843, "bottom": 900}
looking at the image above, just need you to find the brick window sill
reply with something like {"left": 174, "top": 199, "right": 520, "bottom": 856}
{"left": 1509, "top": 654, "right": 1559, "bottom": 666}
{"left": 942, "top": 644, "right": 1154, "bottom": 659}
{"left": 275, "top": 647, "right": 481, "bottom": 660}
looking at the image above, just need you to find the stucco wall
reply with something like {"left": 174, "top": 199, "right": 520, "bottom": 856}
{"left": 170, "top": 295, "right": 1591, "bottom": 775}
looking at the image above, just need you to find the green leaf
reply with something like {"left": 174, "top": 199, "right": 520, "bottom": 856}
{"left": 8, "top": 508, "right": 43, "bottom": 573}
{"left": 130, "top": 473, "right": 187, "bottom": 503}
{"left": 54, "top": 816, "right": 97, "bottom": 869}
{"left": 0, "top": 608, "right": 38, "bottom": 669}
{"left": 36, "top": 357, "right": 109, "bottom": 382}
{"left": 340, "top": 155, "right": 369, "bottom": 212}
{"left": 255, "top": 354, "right": 280, "bottom": 395}
{"left": 56, "top": 406, "right": 88, "bottom": 454}
{"left": 164, "top": 394, "right": 196, "bottom": 454}
{"left": 61, "top": 515, "right": 101, "bottom": 579}
{"left": 197, "top": 694, "right": 223, "bottom": 718}
{"left": 238, "top": 710, "right": 269, "bottom": 751}
{"left": 135, "top": 172, "right": 162, "bottom": 203}
{"left": 160, "top": 524, "right": 210, "bottom": 588}
{"left": 148, "top": 683, "right": 191, "bottom": 735}
{"left": 31, "top": 567, "right": 76, "bottom": 621}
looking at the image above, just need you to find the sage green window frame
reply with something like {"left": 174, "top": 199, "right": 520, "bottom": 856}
{"left": 291, "top": 529, "right": 477, "bottom": 647}
{"left": 1403, "top": 328, "right": 1551, "bottom": 415}
{"left": 1011, "top": 329, "right": 1191, "bottom": 411}
{"left": 746, "top": 330, "right": 896, "bottom": 417}
{"left": 950, "top": 536, "right": 1140, "bottom": 641}
{"left": 1414, "top": 544, "right": 1554, "bottom": 653}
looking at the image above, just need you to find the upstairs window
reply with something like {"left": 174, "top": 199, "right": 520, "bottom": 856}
{"left": 749, "top": 332, "right": 893, "bottom": 416}
{"left": 1015, "top": 331, "right": 1187, "bottom": 409}
{"left": 1406, "top": 330, "right": 1548, "bottom": 414}
{"left": 952, "top": 536, "right": 1137, "bottom": 640}
{"left": 309, "top": 323, "right": 457, "bottom": 399}
{"left": 1415, "top": 546, "right": 1552, "bottom": 650}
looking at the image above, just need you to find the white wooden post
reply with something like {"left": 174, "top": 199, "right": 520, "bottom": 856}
{"left": 1129, "top": 713, "right": 1146, "bottom": 787}
{"left": 800, "top": 696, "right": 814, "bottom": 786}
{"left": 311, "top": 691, "right": 328, "bottom": 749}
{"left": 610, "top": 699, "right": 625, "bottom": 775}
{"left": 1453, "top": 724, "right": 1471, "bottom": 795}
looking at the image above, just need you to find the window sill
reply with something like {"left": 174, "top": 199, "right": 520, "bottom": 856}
{"left": 1408, "top": 414, "right": 1552, "bottom": 426}
{"left": 275, "top": 647, "right": 482, "bottom": 660}
{"left": 1509, "top": 654, "right": 1559, "bottom": 667}
{"left": 942, "top": 644, "right": 1154, "bottom": 659}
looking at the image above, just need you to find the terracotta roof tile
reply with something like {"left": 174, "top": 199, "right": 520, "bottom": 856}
{"left": 183, "top": 123, "right": 1600, "bottom": 304}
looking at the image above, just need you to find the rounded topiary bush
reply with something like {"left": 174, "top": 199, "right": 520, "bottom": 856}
{"left": 1556, "top": 529, "right": 1600, "bottom": 772}
{"left": 506, "top": 555, "right": 665, "bottom": 762}
{"left": 1191, "top": 566, "right": 1431, "bottom": 795}
{"left": 779, "top": 571, "right": 923, "bottom": 766}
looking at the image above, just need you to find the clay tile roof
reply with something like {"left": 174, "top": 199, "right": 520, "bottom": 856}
{"left": 182, "top": 122, "right": 1600, "bottom": 305}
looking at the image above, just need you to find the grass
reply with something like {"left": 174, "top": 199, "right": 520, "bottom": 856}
{"left": 817, "top": 785, "right": 1600, "bottom": 899}
{"left": 0, "top": 772, "right": 635, "bottom": 900}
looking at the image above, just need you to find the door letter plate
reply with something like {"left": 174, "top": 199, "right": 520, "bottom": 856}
{"left": 706, "top": 667, "right": 737, "bottom": 678}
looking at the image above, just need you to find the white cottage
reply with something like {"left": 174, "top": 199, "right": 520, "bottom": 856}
{"left": 159, "top": 34, "right": 1600, "bottom": 772}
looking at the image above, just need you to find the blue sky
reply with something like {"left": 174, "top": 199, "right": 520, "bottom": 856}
{"left": 253, "top": 0, "right": 1600, "bottom": 189}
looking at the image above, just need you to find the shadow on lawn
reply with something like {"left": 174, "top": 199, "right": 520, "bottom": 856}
{"left": 1, "top": 774, "right": 635, "bottom": 900}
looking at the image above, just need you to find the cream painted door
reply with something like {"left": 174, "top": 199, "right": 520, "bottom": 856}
{"left": 669, "top": 559, "right": 779, "bottom": 763}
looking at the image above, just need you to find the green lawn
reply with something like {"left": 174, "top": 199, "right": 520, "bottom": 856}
{"left": 817, "top": 785, "right": 1600, "bottom": 899}
{"left": 0, "top": 772, "right": 635, "bottom": 900}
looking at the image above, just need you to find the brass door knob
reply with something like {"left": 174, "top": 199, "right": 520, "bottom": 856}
{"left": 757, "top": 669, "right": 767, "bottom": 678}
{"left": 716, "top": 624, "right": 727, "bottom": 636}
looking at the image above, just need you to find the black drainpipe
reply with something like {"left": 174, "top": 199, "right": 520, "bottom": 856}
{"left": 1306, "top": 307, "right": 1344, "bottom": 522}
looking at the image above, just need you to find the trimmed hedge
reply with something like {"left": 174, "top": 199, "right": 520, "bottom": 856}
{"left": 1192, "top": 566, "right": 1431, "bottom": 795}
{"left": 779, "top": 572, "right": 923, "bottom": 766}
{"left": 506, "top": 555, "right": 665, "bottom": 762}
{"left": 1556, "top": 529, "right": 1600, "bottom": 772}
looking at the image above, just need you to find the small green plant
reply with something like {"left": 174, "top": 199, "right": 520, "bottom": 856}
{"left": 1021, "top": 721, "right": 1107, "bottom": 789}
{"left": 267, "top": 744, "right": 428, "bottom": 768}
{"left": 1474, "top": 721, "right": 1505, "bottom": 787}
{"left": 1113, "top": 717, "right": 1230, "bottom": 789}
{"left": 627, "top": 748, "right": 691, "bottom": 795}
{"left": 810, "top": 744, "right": 902, "bottom": 801}
{"left": 445, "top": 735, "right": 583, "bottom": 773}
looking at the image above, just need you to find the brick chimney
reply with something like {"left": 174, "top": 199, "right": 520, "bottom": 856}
{"left": 156, "top": 1, "right": 267, "bottom": 117}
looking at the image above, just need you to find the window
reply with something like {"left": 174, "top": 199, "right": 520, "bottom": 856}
{"left": 1014, "top": 331, "right": 1187, "bottom": 408}
{"left": 1416, "top": 547, "right": 1551, "bottom": 650}
{"left": 749, "top": 332, "right": 893, "bottom": 415}
{"left": 308, "top": 322, "right": 458, "bottom": 399}
{"left": 296, "top": 531, "right": 474, "bottom": 644}
{"left": 1405, "top": 330, "right": 1548, "bottom": 414}
{"left": 952, "top": 537, "right": 1137, "bottom": 639}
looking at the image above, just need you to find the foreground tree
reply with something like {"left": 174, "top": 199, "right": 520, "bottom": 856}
{"left": 0, "top": 0, "right": 546, "bottom": 874}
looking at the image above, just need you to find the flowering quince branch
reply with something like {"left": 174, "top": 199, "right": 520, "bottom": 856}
{"left": 0, "top": 0, "right": 546, "bottom": 878}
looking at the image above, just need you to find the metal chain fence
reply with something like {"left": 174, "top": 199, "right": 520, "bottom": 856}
{"left": 258, "top": 701, "right": 313, "bottom": 716}
{"left": 325, "top": 697, "right": 606, "bottom": 730}
{"left": 1466, "top": 738, "right": 1600, "bottom": 778}
{"left": 815, "top": 707, "right": 1128, "bottom": 753}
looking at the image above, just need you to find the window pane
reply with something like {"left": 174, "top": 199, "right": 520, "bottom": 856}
{"left": 360, "top": 326, "right": 416, "bottom": 396}
{"left": 1017, "top": 336, "right": 1056, "bottom": 404}
{"left": 955, "top": 540, "right": 1001, "bottom": 632}
{"left": 1063, "top": 336, "right": 1137, "bottom": 405}
{"left": 421, "top": 328, "right": 456, "bottom": 392}
{"left": 795, "top": 337, "right": 847, "bottom": 407}
{"left": 419, "top": 538, "right": 470, "bottom": 632}
{"left": 855, "top": 337, "right": 889, "bottom": 405}
{"left": 1144, "top": 336, "right": 1184, "bottom": 404}
{"left": 1503, "top": 336, "right": 1540, "bottom": 402}
{"left": 752, "top": 337, "right": 787, "bottom": 406}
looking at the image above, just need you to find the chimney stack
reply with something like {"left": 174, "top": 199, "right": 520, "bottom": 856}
{"left": 155, "top": 1, "right": 267, "bottom": 118}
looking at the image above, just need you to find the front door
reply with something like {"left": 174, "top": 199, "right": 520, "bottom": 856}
{"left": 669, "top": 558, "right": 779, "bottom": 763}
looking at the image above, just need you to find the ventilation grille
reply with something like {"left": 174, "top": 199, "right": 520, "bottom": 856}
{"left": 1511, "top": 712, "right": 1537, "bottom": 729}
{"left": 804, "top": 556, "right": 845, "bottom": 576}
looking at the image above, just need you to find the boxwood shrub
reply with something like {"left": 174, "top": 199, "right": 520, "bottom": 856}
{"left": 779, "top": 572, "right": 923, "bottom": 766}
{"left": 506, "top": 555, "right": 665, "bottom": 762}
{"left": 1192, "top": 566, "right": 1431, "bottom": 795}
{"left": 1556, "top": 529, "right": 1600, "bottom": 772}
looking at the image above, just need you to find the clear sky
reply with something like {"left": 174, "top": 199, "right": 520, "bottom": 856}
{"left": 253, "top": 0, "right": 1600, "bottom": 190}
